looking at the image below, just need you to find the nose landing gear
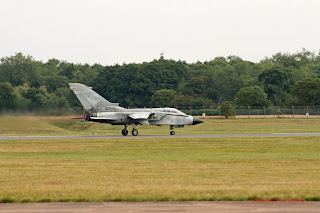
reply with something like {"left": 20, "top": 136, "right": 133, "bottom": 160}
{"left": 170, "top": 125, "right": 175, "bottom": 135}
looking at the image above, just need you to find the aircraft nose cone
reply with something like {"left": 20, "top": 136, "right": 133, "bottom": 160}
{"left": 192, "top": 117, "right": 204, "bottom": 125}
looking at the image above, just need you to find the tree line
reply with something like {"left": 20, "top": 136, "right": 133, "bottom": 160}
{"left": 1, "top": 49, "right": 320, "bottom": 111}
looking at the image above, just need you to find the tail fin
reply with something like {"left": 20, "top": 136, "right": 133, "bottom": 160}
{"left": 69, "top": 83, "right": 118, "bottom": 112}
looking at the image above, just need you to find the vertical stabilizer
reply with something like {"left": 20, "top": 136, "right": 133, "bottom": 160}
{"left": 69, "top": 83, "right": 118, "bottom": 112}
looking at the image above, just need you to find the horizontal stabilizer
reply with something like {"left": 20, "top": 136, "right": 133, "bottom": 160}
{"left": 90, "top": 112, "right": 120, "bottom": 120}
{"left": 90, "top": 117, "right": 118, "bottom": 120}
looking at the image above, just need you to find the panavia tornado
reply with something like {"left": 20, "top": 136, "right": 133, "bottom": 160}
{"left": 69, "top": 83, "right": 204, "bottom": 136}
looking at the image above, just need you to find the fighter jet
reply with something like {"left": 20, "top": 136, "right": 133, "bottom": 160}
{"left": 69, "top": 83, "right": 204, "bottom": 136}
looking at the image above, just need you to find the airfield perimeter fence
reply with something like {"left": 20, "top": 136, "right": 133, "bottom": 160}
{"left": 1, "top": 106, "right": 320, "bottom": 119}
{"left": 178, "top": 106, "right": 320, "bottom": 118}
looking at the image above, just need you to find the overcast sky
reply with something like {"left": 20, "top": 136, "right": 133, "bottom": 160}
{"left": 1, "top": 0, "right": 319, "bottom": 65}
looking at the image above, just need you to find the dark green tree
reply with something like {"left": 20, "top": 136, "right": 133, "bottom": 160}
{"left": 188, "top": 97, "right": 215, "bottom": 107}
{"left": 0, "top": 82, "right": 16, "bottom": 100}
{"left": 150, "top": 89, "right": 176, "bottom": 107}
{"left": 55, "top": 87, "right": 81, "bottom": 108}
{"left": 261, "top": 49, "right": 316, "bottom": 68}
{"left": 94, "top": 58, "right": 186, "bottom": 107}
{"left": 24, "top": 87, "right": 49, "bottom": 108}
{"left": 60, "top": 63, "right": 76, "bottom": 79}
{"left": 258, "top": 66, "right": 294, "bottom": 105}
{"left": 209, "top": 57, "right": 257, "bottom": 102}
{"left": 235, "top": 86, "right": 271, "bottom": 107}
{"left": 184, "top": 76, "right": 209, "bottom": 96}
{"left": 0, "top": 82, "right": 16, "bottom": 109}
{"left": 44, "top": 58, "right": 60, "bottom": 73}
{"left": 50, "top": 95, "right": 70, "bottom": 108}
{"left": 292, "top": 78, "right": 320, "bottom": 105}
{"left": 0, "top": 53, "right": 43, "bottom": 87}
{"left": 221, "top": 101, "right": 235, "bottom": 119}
{"left": 170, "top": 95, "right": 194, "bottom": 107}
{"left": 45, "top": 75, "right": 69, "bottom": 93}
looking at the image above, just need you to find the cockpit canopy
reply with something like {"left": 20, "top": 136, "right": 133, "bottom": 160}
{"left": 158, "top": 108, "right": 186, "bottom": 115}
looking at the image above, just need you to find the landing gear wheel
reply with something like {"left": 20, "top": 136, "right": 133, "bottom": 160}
{"left": 170, "top": 131, "right": 175, "bottom": 135}
{"left": 132, "top": 129, "right": 138, "bottom": 136}
{"left": 122, "top": 129, "right": 128, "bottom": 136}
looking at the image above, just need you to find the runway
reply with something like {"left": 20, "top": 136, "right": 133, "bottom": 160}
{"left": 1, "top": 133, "right": 320, "bottom": 140}
{"left": 0, "top": 201, "right": 319, "bottom": 213}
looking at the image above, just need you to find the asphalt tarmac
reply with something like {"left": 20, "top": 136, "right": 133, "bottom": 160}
{"left": 0, "top": 201, "right": 319, "bottom": 213}
{"left": 1, "top": 133, "right": 320, "bottom": 140}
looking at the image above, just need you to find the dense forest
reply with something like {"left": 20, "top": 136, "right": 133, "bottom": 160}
{"left": 1, "top": 49, "right": 320, "bottom": 111}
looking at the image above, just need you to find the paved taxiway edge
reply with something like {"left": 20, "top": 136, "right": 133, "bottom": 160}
{"left": 0, "top": 201, "right": 319, "bottom": 213}
{"left": 1, "top": 133, "right": 320, "bottom": 140}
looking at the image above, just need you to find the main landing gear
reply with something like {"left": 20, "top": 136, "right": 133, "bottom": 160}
{"left": 131, "top": 123, "right": 138, "bottom": 136}
{"left": 121, "top": 127, "right": 128, "bottom": 136}
{"left": 132, "top": 129, "right": 138, "bottom": 136}
{"left": 170, "top": 125, "right": 175, "bottom": 135}
{"left": 121, "top": 124, "right": 139, "bottom": 136}
{"left": 122, "top": 124, "right": 176, "bottom": 136}
{"left": 121, "top": 125, "right": 128, "bottom": 136}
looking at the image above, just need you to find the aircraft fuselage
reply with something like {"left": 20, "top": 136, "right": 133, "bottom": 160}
{"left": 69, "top": 83, "right": 204, "bottom": 136}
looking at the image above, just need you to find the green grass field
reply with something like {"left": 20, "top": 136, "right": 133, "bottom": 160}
{"left": 0, "top": 136, "right": 319, "bottom": 202}
{"left": 0, "top": 116, "right": 319, "bottom": 202}
{"left": 1, "top": 116, "right": 320, "bottom": 136}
